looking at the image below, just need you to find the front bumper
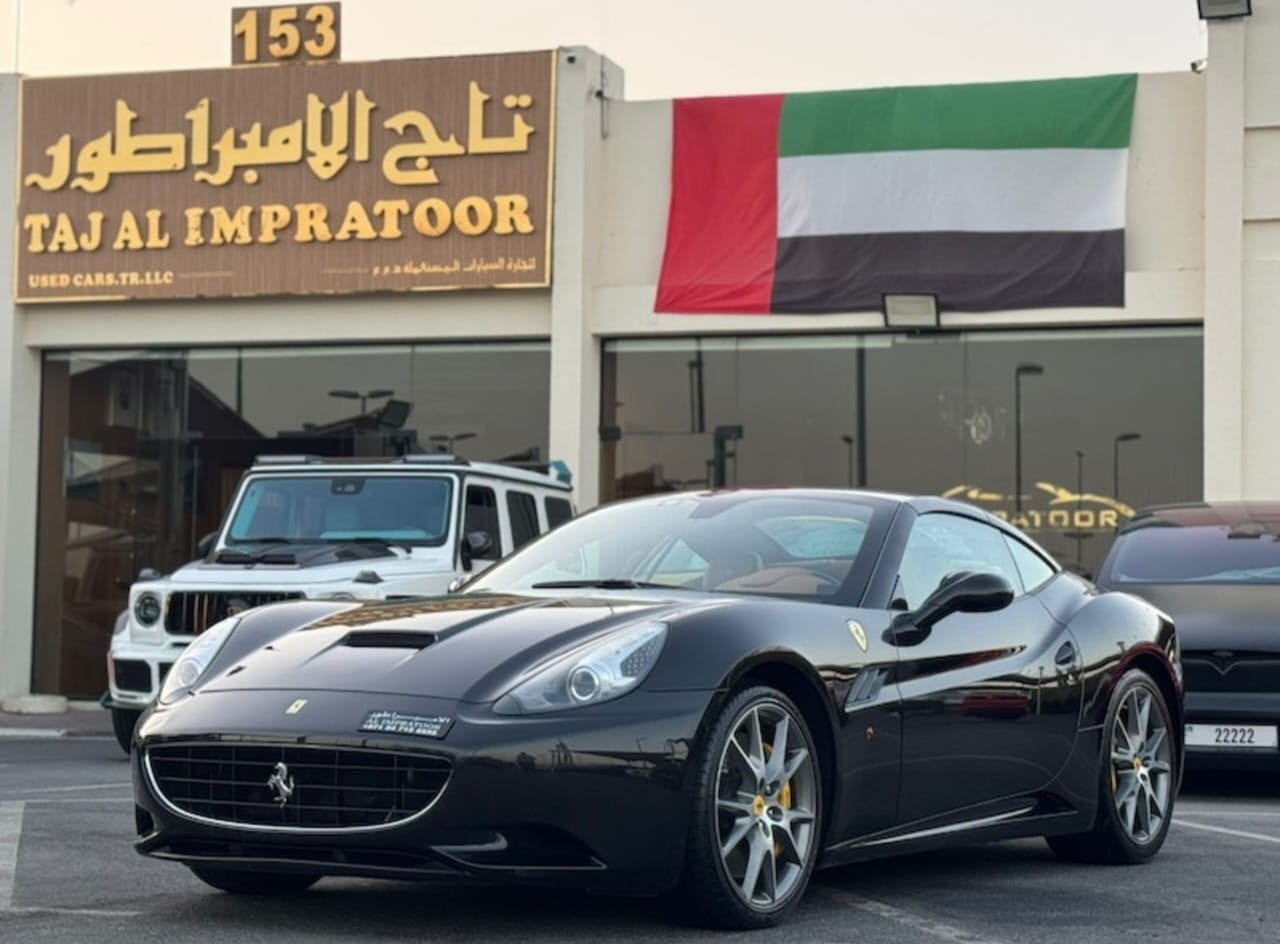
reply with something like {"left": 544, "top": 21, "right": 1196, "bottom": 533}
{"left": 132, "top": 687, "right": 713, "bottom": 894}
{"left": 1183, "top": 691, "right": 1280, "bottom": 767}
{"left": 108, "top": 637, "right": 192, "bottom": 708}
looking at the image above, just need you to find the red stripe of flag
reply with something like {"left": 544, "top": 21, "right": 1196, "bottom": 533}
{"left": 654, "top": 94, "right": 784, "bottom": 314}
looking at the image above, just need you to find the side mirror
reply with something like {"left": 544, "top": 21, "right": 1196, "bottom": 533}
{"left": 459, "top": 530, "right": 494, "bottom": 572}
{"left": 890, "top": 571, "right": 1014, "bottom": 646}
{"left": 196, "top": 532, "right": 218, "bottom": 558}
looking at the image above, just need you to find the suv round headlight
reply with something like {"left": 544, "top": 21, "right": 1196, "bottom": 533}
{"left": 134, "top": 593, "right": 162, "bottom": 626}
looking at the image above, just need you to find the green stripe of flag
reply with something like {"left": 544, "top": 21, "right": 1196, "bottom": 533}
{"left": 778, "top": 73, "right": 1137, "bottom": 157}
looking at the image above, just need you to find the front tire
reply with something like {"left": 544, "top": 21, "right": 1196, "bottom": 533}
{"left": 1047, "top": 668, "right": 1176, "bottom": 864}
{"left": 675, "top": 685, "right": 823, "bottom": 930}
{"left": 188, "top": 866, "right": 320, "bottom": 895}
{"left": 111, "top": 707, "right": 141, "bottom": 756}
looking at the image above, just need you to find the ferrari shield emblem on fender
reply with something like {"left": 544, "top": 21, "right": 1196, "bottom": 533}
{"left": 847, "top": 620, "right": 868, "bottom": 652}
{"left": 286, "top": 699, "right": 308, "bottom": 715}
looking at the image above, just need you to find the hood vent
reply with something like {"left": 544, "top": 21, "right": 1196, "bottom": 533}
{"left": 341, "top": 630, "right": 436, "bottom": 650}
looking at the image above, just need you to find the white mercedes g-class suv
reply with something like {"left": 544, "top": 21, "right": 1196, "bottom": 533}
{"left": 105, "top": 453, "right": 574, "bottom": 752}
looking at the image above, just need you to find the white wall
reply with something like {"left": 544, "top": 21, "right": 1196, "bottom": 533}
{"left": 1204, "top": 5, "right": 1280, "bottom": 501}
{"left": 593, "top": 73, "right": 1207, "bottom": 337}
{"left": 6, "top": 0, "right": 1205, "bottom": 101}
{"left": 0, "top": 73, "right": 41, "bottom": 700}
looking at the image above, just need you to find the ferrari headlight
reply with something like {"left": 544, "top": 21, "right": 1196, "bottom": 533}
{"left": 157, "top": 616, "right": 241, "bottom": 705}
{"left": 494, "top": 622, "right": 668, "bottom": 715}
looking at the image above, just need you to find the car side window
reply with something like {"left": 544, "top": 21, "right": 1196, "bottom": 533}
{"left": 1004, "top": 536, "right": 1056, "bottom": 591}
{"left": 464, "top": 485, "right": 501, "bottom": 560}
{"left": 545, "top": 496, "right": 573, "bottom": 530}
{"left": 506, "top": 490, "right": 540, "bottom": 549}
{"left": 896, "top": 513, "right": 1024, "bottom": 610}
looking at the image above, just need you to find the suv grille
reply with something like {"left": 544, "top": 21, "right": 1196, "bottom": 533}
{"left": 165, "top": 591, "right": 304, "bottom": 636}
{"left": 146, "top": 742, "right": 451, "bottom": 830}
{"left": 1182, "top": 650, "right": 1280, "bottom": 692}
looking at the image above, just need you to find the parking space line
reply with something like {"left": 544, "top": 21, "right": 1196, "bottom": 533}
{"left": 3, "top": 906, "right": 145, "bottom": 917}
{"left": 7, "top": 783, "right": 130, "bottom": 796}
{"left": 0, "top": 803, "right": 24, "bottom": 911}
{"left": 1177, "top": 809, "right": 1280, "bottom": 817}
{"left": 825, "top": 888, "right": 1007, "bottom": 944}
{"left": 1176, "top": 819, "right": 1280, "bottom": 845}
{"left": 24, "top": 798, "right": 133, "bottom": 805}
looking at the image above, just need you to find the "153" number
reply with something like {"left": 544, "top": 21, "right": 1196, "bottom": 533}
{"left": 232, "top": 4, "right": 340, "bottom": 64}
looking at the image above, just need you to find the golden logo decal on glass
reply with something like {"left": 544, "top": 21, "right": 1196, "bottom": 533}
{"left": 942, "top": 482, "right": 1135, "bottom": 532}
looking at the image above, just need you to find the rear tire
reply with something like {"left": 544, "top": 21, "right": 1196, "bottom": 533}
{"left": 188, "top": 866, "right": 320, "bottom": 895}
{"left": 111, "top": 707, "right": 141, "bottom": 756}
{"left": 674, "top": 685, "right": 823, "bottom": 930}
{"left": 1047, "top": 668, "right": 1175, "bottom": 865}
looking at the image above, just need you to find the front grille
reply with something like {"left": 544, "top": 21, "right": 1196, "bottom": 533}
{"left": 1183, "top": 650, "right": 1280, "bottom": 692}
{"left": 113, "top": 659, "right": 151, "bottom": 693}
{"left": 165, "top": 591, "right": 304, "bottom": 636}
{"left": 146, "top": 742, "right": 451, "bottom": 830}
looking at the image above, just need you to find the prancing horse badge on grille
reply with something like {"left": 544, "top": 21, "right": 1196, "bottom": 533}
{"left": 267, "top": 762, "right": 295, "bottom": 806}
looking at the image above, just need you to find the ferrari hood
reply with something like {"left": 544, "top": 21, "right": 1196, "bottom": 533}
{"left": 196, "top": 592, "right": 699, "bottom": 703}
{"left": 1111, "top": 582, "right": 1280, "bottom": 653}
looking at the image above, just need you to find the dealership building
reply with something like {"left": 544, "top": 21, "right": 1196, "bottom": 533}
{"left": 0, "top": 6, "right": 1271, "bottom": 700}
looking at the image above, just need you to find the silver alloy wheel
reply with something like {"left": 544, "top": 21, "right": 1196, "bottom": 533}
{"left": 1109, "top": 684, "right": 1173, "bottom": 844}
{"left": 715, "top": 700, "right": 817, "bottom": 910}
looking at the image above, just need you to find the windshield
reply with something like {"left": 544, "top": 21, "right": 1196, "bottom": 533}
{"left": 225, "top": 474, "right": 453, "bottom": 547}
{"left": 1106, "top": 524, "right": 1280, "bottom": 584}
{"left": 465, "top": 492, "right": 885, "bottom": 600}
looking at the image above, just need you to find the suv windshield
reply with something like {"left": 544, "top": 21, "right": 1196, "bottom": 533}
{"left": 225, "top": 474, "right": 453, "bottom": 547}
{"left": 1106, "top": 523, "right": 1280, "bottom": 584}
{"left": 465, "top": 492, "right": 884, "bottom": 600}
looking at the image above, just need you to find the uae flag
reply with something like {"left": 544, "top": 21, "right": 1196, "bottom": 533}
{"left": 654, "top": 74, "right": 1137, "bottom": 315}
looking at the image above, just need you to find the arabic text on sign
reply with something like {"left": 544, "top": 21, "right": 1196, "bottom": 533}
{"left": 23, "top": 82, "right": 537, "bottom": 194}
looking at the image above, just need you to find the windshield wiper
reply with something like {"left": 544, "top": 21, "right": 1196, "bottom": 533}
{"left": 229, "top": 536, "right": 299, "bottom": 545}
{"left": 530, "top": 578, "right": 677, "bottom": 590}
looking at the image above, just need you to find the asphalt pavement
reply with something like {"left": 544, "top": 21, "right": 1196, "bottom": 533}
{"left": 0, "top": 730, "right": 1276, "bottom": 944}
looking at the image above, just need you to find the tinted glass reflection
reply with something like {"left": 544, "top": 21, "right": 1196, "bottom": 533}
{"left": 601, "top": 328, "right": 1203, "bottom": 582}
{"left": 35, "top": 341, "right": 549, "bottom": 696}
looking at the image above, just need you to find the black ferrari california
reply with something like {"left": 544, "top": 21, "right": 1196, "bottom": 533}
{"left": 1096, "top": 501, "right": 1280, "bottom": 769}
{"left": 131, "top": 489, "right": 1183, "bottom": 929}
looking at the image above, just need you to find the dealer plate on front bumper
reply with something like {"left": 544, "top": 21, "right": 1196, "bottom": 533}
{"left": 1186, "top": 723, "right": 1278, "bottom": 751}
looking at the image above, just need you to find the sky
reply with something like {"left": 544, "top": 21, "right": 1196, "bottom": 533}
{"left": 1, "top": 0, "right": 1208, "bottom": 99}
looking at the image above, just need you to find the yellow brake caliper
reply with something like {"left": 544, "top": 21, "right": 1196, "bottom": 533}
{"left": 763, "top": 743, "right": 791, "bottom": 857}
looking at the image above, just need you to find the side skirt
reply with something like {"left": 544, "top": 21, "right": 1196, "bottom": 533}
{"left": 815, "top": 802, "right": 1090, "bottom": 869}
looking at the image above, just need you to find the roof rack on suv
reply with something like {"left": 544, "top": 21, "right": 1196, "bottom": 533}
{"left": 249, "top": 452, "right": 570, "bottom": 484}
{"left": 253, "top": 454, "right": 328, "bottom": 465}
{"left": 400, "top": 454, "right": 469, "bottom": 466}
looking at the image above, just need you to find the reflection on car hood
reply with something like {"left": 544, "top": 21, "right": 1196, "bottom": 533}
{"left": 1108, "top": 582, "right": 1280, "bottom": 653}
{"left": 196, "top": 592, "right": 703, "bottom": 702}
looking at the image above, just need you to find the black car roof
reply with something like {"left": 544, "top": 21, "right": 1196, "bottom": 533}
{"left": 1122, "top": 500, "right": 1280, "bottom": 533}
